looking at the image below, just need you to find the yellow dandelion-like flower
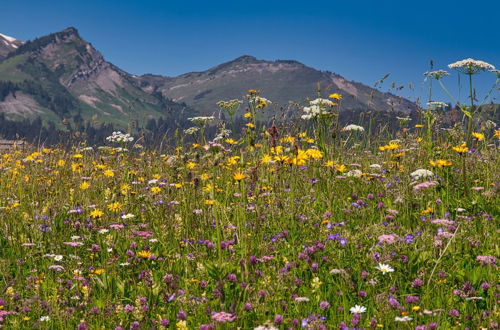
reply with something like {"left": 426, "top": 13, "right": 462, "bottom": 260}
{"left": 246, "top": 123, "right": 255, "bottom": 128}
{"left": 107, "top": 202, "right": 122, "bottom": 212}
{"left": 494, "top": 129, "right": 500, "bottom": 139}
{"left": 205, "top": 199, "right": 215, "bottom": 205}
{"left": 243, "top": 112, "right": 252, "bottom": 119}
{"left": 90, "top": 209, "right": 104, "bottom": 218}
{"left": 471, "top": 132, "right": 485, "bottom": 141}
{"left": 305, "top": 148, "right": 323, "bottom": 160}
{"left": 225, "top": 138, "right": 238, "bottom": 145}
{"left": 57, "top": 159, "right": 66, "bottom": 167}
{"left": 379, "top": 142, "right": 399, "bottom": 151}
{"left": 186, "top": 161, "right": 197, "bottom": 169}
{"left": 324, "top": 160, "right": 335, "bottom": 167}
{"left": 150, "top": 186, "right": 161, "bottom": 194}
{"left": 233, "top": 171, "right": 246, "bottom": 181}
{"left": 329, "top": 93, "right": 342, "bottom": 100}
{"left": 452, "top": 143, "right": 469, "bottom": 154}
{"left": 79, "top": 181, "right": 90, "bottom": 190}
{"left": 415, "top": 124, "right": 424, "bottom": 128}
{"left": 261, "top": 155, "right": 273, "bottom": 164}
{"left": 103, "top": 169, "right": 115, "bottom": 177}
{"left": 137, "top": 250, "right": 152, "bottom": 259}
{"left": 335, "top": 164, "right": 346, "bottom": 172}
{"left": 72, "top": 154, "right": 83, "bottom": 159}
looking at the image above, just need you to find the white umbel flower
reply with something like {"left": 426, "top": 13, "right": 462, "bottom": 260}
{"left": 106, "top": 131, "right": 134, "bottom": 143}
{"left": 448, "top": 58, "right": 495, "bottom": 74}
{"left": 187, "top": 116, "right": 215, "bottom": 125}
{"left": 343, "top": 124, "right": 365, "bottom": 132}
{"left": 424, "top": 70, "right": 449, "bottom": 79}
{"left": 410, "top": 169, "right": 434, "bottom": 180}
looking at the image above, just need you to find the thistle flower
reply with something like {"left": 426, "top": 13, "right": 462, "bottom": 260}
{"left": 448, "top": 58, "right": 495, "bottom": 74}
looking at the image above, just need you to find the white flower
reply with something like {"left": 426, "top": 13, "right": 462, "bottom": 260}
{"left": 410, "top": 169, "right": 434, "bottom": 180}
{"left": 490, "top": 69, "right": 500, "bottom": 78}
{"left": 98, "top": 229, "right": 109, "bottom": 234}
{"left": 395, "top": 316, "right": 413, "bottom": 322}
{"left": 448, "top": 58, "right": 495, "bottom": 74}
{"left": 53, "top": 255, "right": 63, "bottom": 262}
{"left": 427, "top": 101, "right": 448, "bottom": 109}
{"left": 369, "top": 164, "right": 382, "bottom": 169}
{"left": 120, "top": 262, "right": 130, "bottom": 266}
{"left": 346, "top": 169, "right": 362, "bottom": 178}
{"left": 424, "top": 70, "right": 449, "bottom": 79}
{"left": 396, "top": 116, "right": 411, "bottom": 123}
{"left": 349, "top": 305, "right": 367, "bottom": 314}
{"left": 343, "top": 124, "right": 365, "bottom": 132}
{"left": 310, "top": 98, "right": 335, "bottom": 107}
{"left": 40, "top": 316, "right": 50, "bottom": 322}
{"left": 183, "top": 126, "right": 200, "bottom": 135}
{"left": 106, "top": 131, "right": 134, "bottom": 143}
{"left": 294, "top": 296, "right": 310, "bottom": 302}
{"left": 121, "top": 213, "right": 135, "bottom": 220}
{"left": 376, "top": 263, "right": 394, "bottom": 274}
{"left": 71, "top": 235, "right": 81, "bottom": 240}
{"left": 187, "top": 116, "right": 215, "bottom": 125}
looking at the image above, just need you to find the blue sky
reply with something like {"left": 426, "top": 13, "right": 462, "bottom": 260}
{"left": 1, "top": 0, "right": 499, "bottom": 105}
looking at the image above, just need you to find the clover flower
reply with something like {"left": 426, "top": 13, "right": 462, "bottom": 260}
{"left": 448, "top": 58, "right": 495, "bottom": 74}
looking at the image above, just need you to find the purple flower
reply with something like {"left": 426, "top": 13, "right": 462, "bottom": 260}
{"left": 448, "top": 309, "right": 460, "bottom": 317}
{"left": 319, "top": 301, "right": 330, "bottom": 310}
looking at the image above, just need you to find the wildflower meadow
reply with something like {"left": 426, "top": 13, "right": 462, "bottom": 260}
{"left": 0, "top": 59, "right": 499, "bottom": 329}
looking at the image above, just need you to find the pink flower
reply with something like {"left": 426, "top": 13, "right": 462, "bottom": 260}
{"left": 63, "top": 241, "right": 83, "bottom": 247}
{"left": 476, "top": 255, "right": 497, "bottom": 266}
{"left": 133, "top": 231, "right": 152, "bottom": 239}
{"left": 211, "top": 312, "right": 236, "bottom": 323}
{"left": 413, "top": 181, "right": 437, "bottom": 191}
{"left": 431, "top": 219, "right": 456, "bottom": 227}
{"left": 378, "top": 234, "right": 399, "bottom": 245}
{"left": 109, "top": 224, "right": 125, "bottom": 230}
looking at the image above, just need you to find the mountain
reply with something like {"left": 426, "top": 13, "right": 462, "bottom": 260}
{"left": 0, "top": 33, "right": 24, "bottom": 60}
{"left": 0, "top": 27, "right": 193, "bottom": 126}
{"left": 135, "top": 55, "right": 416, "bottom": 118}
{"left": 0, "top": 27, "right": 416, "bottom": 132}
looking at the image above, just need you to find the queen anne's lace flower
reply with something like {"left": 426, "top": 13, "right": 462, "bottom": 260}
{"left": 187, "top": 116, "right": 215, "bottom": 125}
{"left": 448, "top": 58, "right": 495, "bottom": 74}
{"left": 410, "top": 169, "right": 434, "bottom": 180}
{"left": 343, "top": 124, "right": 365, "bottom": 132}
{"left": 106, "top": 131, "right": 134, "bottom": 143}
{"left": 424, "top": 70, "right": 449, "bottom": 79}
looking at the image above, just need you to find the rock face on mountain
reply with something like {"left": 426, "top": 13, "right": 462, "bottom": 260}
{"left": 0, "top": 27, "right": 416, "bottom": 128}
{"left": 0, "top": 27, "right": 192, "bottom": 126}
{"left": 135, "top": 55, "right": 416, "bottom": 117}
{"left": 0, "top": 33, "right": 24, "bottom": 60}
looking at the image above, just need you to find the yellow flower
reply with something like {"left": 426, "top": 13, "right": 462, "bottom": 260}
{"left": 452, "top": 143, "right": 469, "bottom": 154}
{"left": 205, "top": 200, "right": 215, "bottom": 205}
{"left": 150, "top": 186, "right": 162, "bottom": 194}
{"left": 72, "top": 163, "right": 84, "bottom": 173}
{"left": 200, "top": 173, "right": 210, "bottom": 181}
{"left": 329, "top": 93, "right": 342, "bottom": 100}
{"left": 225, "top": 138, "right": 238, "bottom": 145}
{"left": 379, "top": 142, "right": 399, "bottom": 151}
{"left": 243, "top": 112, "right": 252, "bottom": 119}
{"left": 203, "top": 184, "right": 213, "bottom": 192}
{"left": 261, "top": 155, "right": 273, "bottom": 164}
{"left": 471, "top": 132, "right": 485, "bottom": 141}
{"left": 94, "top": 269, "right": 105, "bottom": 275}
{"left": 79, "top": 181, "right": 90, "bottom": 190}
{"left": 335, "top": 164, "right": 346, "bottom": 172}
{"left": 233, "top": 171, "right": 246, "bottom": 181}
{"left": 186, "top": 161, "right": 197, "bottom": 169}
{"left": 415, "top": 124, "right": 424, "bottom": 128}
{"left": 137, "top": 250, "right": 152, "bottom": 259}
{"left": 494, "top": 129, "right": 500, "bottom": 139}
{"left": 421, "top": 207, "right": 433, "bottom": 215}
{"left": 227, "top": 156, "right": 240, "bottom": 166}
{"left": 176, "top": 320, "right": 188, "bottom": 330}
{"left": 72, "top": 154, "right": 83, "bottom": 159}
{"left": 305, "top": 148, "right": 323, "bottom": 159}
{"left": 281, "top": 136, "right": 295, "bottom": 144}
{"left": 412, "top": 306, "right": 421, "bottom": 312}
{"left": 324, "top": 160, "right": 335, "bottom": 167}
{"left": 270, "top": 146, "right": 283, "bottom": 155}
{"left": 90, "top": 209, "right": 104, "bottom": 218}
{"left": 107, "top": 202, "right": 122, "bottom": 212}
{"left": 57, "top": 159, "right": 66, "bottom": 167}
{"left": 103, "top": 169, "right": 115, "bottom": 177}
{"left": 430, "top": 159, "right": 452, "bottom": 167}
{"left": 246, "top": 123, "right": 255, "bottom": 129}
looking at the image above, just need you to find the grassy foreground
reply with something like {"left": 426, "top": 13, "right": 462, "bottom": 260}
{"left": 0, "top": 120, "right": 498, "bottom": 329}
